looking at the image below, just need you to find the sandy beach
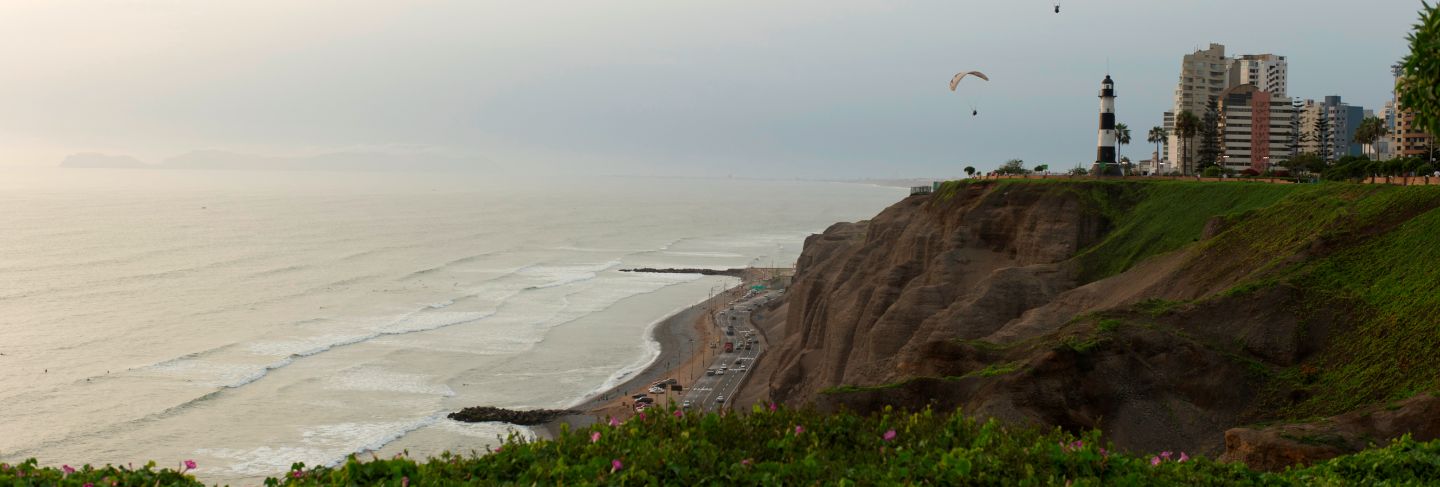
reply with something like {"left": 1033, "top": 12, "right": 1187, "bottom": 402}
{"left": 541, "top": 272, "right": 758, "bottom": 437}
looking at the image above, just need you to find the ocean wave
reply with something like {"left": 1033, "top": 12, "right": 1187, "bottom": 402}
{"left": 400, "top": 251, "right": 504, "bottom": 280}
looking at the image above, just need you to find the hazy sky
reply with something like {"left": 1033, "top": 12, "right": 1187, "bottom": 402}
{"left": 0, "top": 1, "right": 1421, "bottom": 177}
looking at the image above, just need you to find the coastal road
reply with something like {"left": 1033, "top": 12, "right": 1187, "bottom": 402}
{"left": 683, "top": 290, "right": 774, "bottom": 413}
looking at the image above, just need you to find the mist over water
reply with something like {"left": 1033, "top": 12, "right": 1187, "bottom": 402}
{"left": 0, "top": 168, "right": 901, "bottom": 483}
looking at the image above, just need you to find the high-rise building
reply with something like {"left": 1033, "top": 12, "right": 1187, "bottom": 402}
{"left": 1395, "top": 109, "right": 1433, "bottom": 160}
{"left": 1164, "top": 45, "right": 1291, "bottom": 173}
{"left": 1298, "top": 96, "right": 1365, "bottom": 161}
{"left": 1166, "top": 44, "right": 1229, "bottom": 171}
{"left": 1217, "top": 84, "right": 1296, "bottom": 173}
{"left": 1389, "top": 63, "right": 1431, "bottom": 162}
{"left": 1227, "top": 54, "right": 1288, "bottom": 97}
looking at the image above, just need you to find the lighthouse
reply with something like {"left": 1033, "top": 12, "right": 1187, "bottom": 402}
{"left": 1092, "top": 75, "right": 1119, "bottom": 176}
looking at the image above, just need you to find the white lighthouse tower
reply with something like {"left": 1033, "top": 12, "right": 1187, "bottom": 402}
{"left": 1092, "top": 75, "right": 1119, "bottom": 176}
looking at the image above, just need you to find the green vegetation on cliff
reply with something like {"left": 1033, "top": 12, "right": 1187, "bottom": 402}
{"left": 925, "top": 180, "right": 1440, "bottom": 423}
{"left": 8, "top": 407, "right": 1440, "bottom": 486}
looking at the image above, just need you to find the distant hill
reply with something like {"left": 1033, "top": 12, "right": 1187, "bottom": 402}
{"left": 58, "top": 153, "right": 149, "bottom": 169}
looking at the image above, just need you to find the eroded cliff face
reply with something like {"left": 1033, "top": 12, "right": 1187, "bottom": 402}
{"left": 771, "top": 183, "right": 1109, "bottom": 403}
{"left": 760, "top": 180, "right": 1440, "bottom": 461}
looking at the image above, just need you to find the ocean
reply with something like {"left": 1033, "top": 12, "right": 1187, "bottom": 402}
{"left": 0, "top": 168, "right": 901, "bottom": 483}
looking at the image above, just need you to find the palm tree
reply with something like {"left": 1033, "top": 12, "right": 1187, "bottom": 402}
{"left": 1147, "top": 126, "right": 1167, "bottom": 174}
{"left": 1115, "top": 123, "right": 1132, "bottom": 174}
{"left": 964, "top": 166, "right": 976, "bottom": 178}
{"left": 1175, "top": 111, "right": 1200, "bottom": 175}
{"left": 1354, "top": 116, "right": 1388, "bottom": 160}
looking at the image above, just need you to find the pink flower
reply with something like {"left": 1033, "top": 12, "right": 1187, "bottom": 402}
{"left": 611, "top": 459, "right": 623, "bottom": 472}
{"left": 84, "top": 484, "right": 94, "bottom": 487}
{"left": 741, "top": 458, "right": 753, "bottom": 466}
{"left": 673, "top": 410, "right": 683, "bottom": 418}
{"left": 402, "top": 476, "right": 409, "bottom": 487}
{"left": 1071, "top": 440, "right": 1083, "bottom": 449}
{"left": 1099, "top": 447, "right": 1109, "bottom": 457}
{"left": 591, "top": 431, "right": 602, "bottom": 443}
{"left": 882, "top": 429, "right": 897, "bottom": 442}
{"left": 292, "top": 471, "right": 304, "bottom": 479}
{"left": 1150, "top": 456, "right": 1161, "bottom": 466}
{"left": 609, "top": 417, "right": 620, "bottom": 427}
{"left": 1160, "top": 451, "right": 1172, "bottom": 460}
{"left": 184, "top": 459, "right": 197, "bottom": 470}
{"left": 638, "top": 412, "right": 646, "bottom": 421}
{"left": 494, "top": 446, "right": 503, "bottom": 453}
{"left": 794, "top": 425, "right": 804, "bottom": 435}
{"left": 768, "top": 402, "right": 777, "bottom": 412}
{"left": 1179, "top": 452, "right": 1190, "bottom": 463}
{"left": 63, "top": 465, "right": 76, "bottom": 474}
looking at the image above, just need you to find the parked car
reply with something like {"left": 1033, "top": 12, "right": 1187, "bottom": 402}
{"left": 631, "top": 393, "right": 647, "bottom": 400}
{"left": 716, "top": 369, "right": 725, "bottom": 375}
{"left": 716, "top": 395, "right": 725, "bottom": 403}
{"left": 706, "top": 369, "right": 716, "bottom": 376}
{"left": 649, "top": 387, "right": 665, "bottom": 394}
{"left": 682, "top": 400, "right": 692, "bottom": 409}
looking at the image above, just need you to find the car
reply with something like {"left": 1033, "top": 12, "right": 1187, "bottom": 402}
{"left": 735, "top": 359, "right": 743, "bottom": 365}
{"left": 631, "top": 393, "right": 647, "bottom": 400}
{"left": 706, "top": 369, "right": 715, "bottom": 376}
{"left": 682, "top": 400, "right": 692, "bottom": 408}
{"left": 649, "top": 387, "right": 665, "bottom": 394}
{"left": 665, "top": 378, "right": 679, "bottom": 385}
{"left": 715, "top": 369, "right": 725, "bottom": 375}
{"left": 715, "top": 395, "right": 725, "bottom": 403}
{"left": 636, "top": 396, "right": 655, "bottom": 405}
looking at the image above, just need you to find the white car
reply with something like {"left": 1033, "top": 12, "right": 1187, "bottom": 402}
{"left": 715, "top": 395, "right": 725, "bottom": 403}
{"left": 682, "top": 400, "right": 692, "bottom": 408}
{"left": 715, "top": 369, "right": 725, "bottom": 375}
{"left": 649, "top": 387, "right": 665, "bottom": 394}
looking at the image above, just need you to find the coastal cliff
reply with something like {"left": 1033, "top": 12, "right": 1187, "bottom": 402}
{"left": 759, "top": 180, "right": 1440, "bottom": 462}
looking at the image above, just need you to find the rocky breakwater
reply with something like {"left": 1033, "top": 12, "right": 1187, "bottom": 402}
{"left": 620, "top": 267, "right": 748, "bottom": 278}
{"left": 755, "top": 180, "right": 1440, "bottom": 469}
{"left": 449, "top": 407, "right": 579, "bottom": 426}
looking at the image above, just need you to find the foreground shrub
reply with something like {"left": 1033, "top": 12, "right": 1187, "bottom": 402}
{"left": 7, "top": 407, "right": 1440, "bottom": 485}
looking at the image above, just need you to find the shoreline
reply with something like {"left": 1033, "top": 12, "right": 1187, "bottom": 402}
{"left": 537, "top": 273, "right": 756, "bottom": 438}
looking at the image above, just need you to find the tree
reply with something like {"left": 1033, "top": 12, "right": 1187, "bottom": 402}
{"left": 1198, "top": 98, "right": 1222, "bottom": 169}
{"left": 1314, "top": 111, "right": 1333, "bottom": 162}
{"left": 996, "top": 159, "right": 1029, "bottom": 175}
{"left": 1033, "top": 164, "right": 1049, "bottom": 173}
{"left": 1115, "top": 123, "right": 1132, "bottom": 165}
{"left": 1147, "top": 126, "right": 1167, "bottom": 174}
{"left": 1175, "top": 110, "right": 1200, "bottom": 175}
{"left": 1399, "top": 2, "right": 1440, "bottom": 137}
{"left": 1068, "top": 166, "right": 1089, "bottom": 176}
{"left": 1353, "top": 117, "right": 1388, "bottom": 160}
{"left": 1283, "top": 152, "right": 1326, "bottom": 175}
{"left": 964, "top": 166, "right": 976, "bottom": 178}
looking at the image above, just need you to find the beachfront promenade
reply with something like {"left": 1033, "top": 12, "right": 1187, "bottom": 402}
{"left": 970, "top": 173, "right": 1440, "bottom": 185}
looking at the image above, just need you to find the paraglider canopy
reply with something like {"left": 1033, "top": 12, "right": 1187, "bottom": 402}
{"left": 949, "top": 71, "right": 989, "bottom": 91}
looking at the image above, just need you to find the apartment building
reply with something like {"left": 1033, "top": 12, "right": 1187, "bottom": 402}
{"left": 1217, "top": 84, "right": 1296, "bottom": 172}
